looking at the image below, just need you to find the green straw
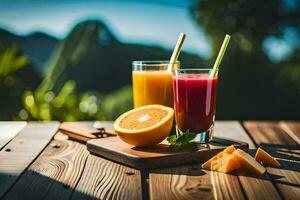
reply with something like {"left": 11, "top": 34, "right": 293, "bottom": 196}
{"left": 210, "top": 34, "right": 231, "bottom": 78}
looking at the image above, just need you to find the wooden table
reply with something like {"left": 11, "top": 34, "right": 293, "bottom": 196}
{"left": 0, "top": 121, "right": 299, "bottom": 200}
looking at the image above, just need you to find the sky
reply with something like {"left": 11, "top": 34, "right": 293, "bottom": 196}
{"left": 0, "top": 0, "right": 211, "bottom": 58}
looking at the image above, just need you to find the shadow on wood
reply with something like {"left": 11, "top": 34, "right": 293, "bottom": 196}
{"left": 0, "top": 171, "right": 99, "bottom": 200}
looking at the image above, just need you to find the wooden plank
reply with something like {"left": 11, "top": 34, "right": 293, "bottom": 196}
{"left": 0, "top": 122, "right": 59, "bottom": 198}
{"left": 214, "top": 121, "right": 256, "bottom": 149}
{"left": 243, "top": 121, "right": 300, "bottom": 199}
{"left": 3, "top": 134, "right": 90, "bottom": 200}
{"left": 0, "top": 121, "right": 26, "bottom": 149}
{"left": 59, "top": 122, "right": 116, "bottom": 143}
{"left": 149, "top": 121, "right": 250, "bottom": 200}
{"left": 280, "top": 121, "right": 300, "bottom": 145}
{"left": 60, "top": 122, "right": 116, "bottom": 141}
{"left": 210, "top": 171, "right": 245, "bottom": 200}
{"left": 150, "top": 164, "right": 245, "bottom": 200}
{"left": 71, "top": 154, "right": 143, "bottom": 200}
{"left": 150, "top": 165, "right": 214, "bottom": 200}
{"left": 243, "top": 121, "right": 297, "bottom": 146}
{"left": 276, "top": 184, "right": 300, "bottom": 200}
{"left": 264, "top": 146, "right": 300, "bottom": 185}
{"left": 216, "top": 122, "right": 281, "bottom": 199}
{"left": 4, "top": 121, "right": 141, "bottom": 200}
{"left": 237, "top": 170, "right": 281, "bottom": 200}
{"left": 149, "top": 121, "right": 282, "bottom": 200}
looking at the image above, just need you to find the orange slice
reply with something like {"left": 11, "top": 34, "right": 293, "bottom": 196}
{"left": 255, "top": 147, "right": 281, "bottom": 167}
{"left": 202, "top": 145, "right": 236, "bottom": 169}
{"left": 233, "top": 149, "right": 266, "bottom": 175}
{"left": 114, "top": 104, "right": 174, "bottom": 146}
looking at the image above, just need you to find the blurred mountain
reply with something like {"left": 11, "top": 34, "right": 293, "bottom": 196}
{"left": 0, "top": 28, "right": 60, "bottom": 73}
{"left": 0, "top": 19, "right": 205, "bottom": 120}
{"left": 40, "top": 19, "right": 205, "bottom": 94}
{"left": 0, "top": 20, "right": 205, "bottom": 94}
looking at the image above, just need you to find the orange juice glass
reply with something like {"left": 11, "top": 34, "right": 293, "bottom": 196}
{"left": 132, "top": 61, "right": 180, "bottom": 108}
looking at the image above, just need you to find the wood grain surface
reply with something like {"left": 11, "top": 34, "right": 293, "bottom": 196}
{"left": 149, "top": 165, "right": 247, "bottom": 200}
{"left": 280, "top": 121, "right": 300, "bottom": 145}
{"left": 243, "top": 121, "right": 300, "bottom": 199}
{"left": 149, "top": 121, "right": 254, "bottom": 200}
{"left": 150, "top": 165, "right": 215, "bottom": 200}
{"left": 3, "top": 137, "right": 89, "bottom": 200}
{"left": 0, "top": 121, "right": 26, "bottom": 149}
{"left": 214, "top": 121, "right": 256, "bottom": 149}
{"left": 243, "top": 121, "right": 298, "bottom": 146}
{"left": 3, "top": 128, "right": 142, "bottom": 200}
{"left": 1, "top": 121, "right": 299, "bottom": 200}
{"left": 0, "top": 122, "right": 59, "bottom": 198}
{"left": 237, "top": 171, "right": 281, "bottom": 200}
{"left": 71, "top": 154, "right": 142, "bottom": 200}
{"left": 59, "top": 121, "right": 116, "bottom": 143}
{"left": 210, "top": 171, "right": 245, "bottom": 200}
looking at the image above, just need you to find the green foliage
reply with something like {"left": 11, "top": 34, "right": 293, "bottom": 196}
{"left": 0, "top": 44, "right": 28, "bottom": 78}
{"left": 0, "top": 44, "right": 38, "bottom": 120}
{"left": 21, "top": 81, "right": 107, "bottom": 121}
{"left": 21, "top": 80, "right": 133, "bottom": 121}
{"left": 16, "top": 20, "right": 135, "bottom": 121}
{"left": 102, "top": 85, "right": 133, "bottom": 120}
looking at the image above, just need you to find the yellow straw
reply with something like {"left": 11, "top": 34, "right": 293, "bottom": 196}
{"left": 210, "top": 34, "right": 231, "bottom": 78}
{"left": 168, "top": 33, "right": 186, "bottom": 72}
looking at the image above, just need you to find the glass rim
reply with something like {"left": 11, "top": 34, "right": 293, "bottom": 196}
{"left": 175, "top": 68, "right": 212, "bottom": 72}
{"left": 132, "top": 60, "right": 180, "bottom": 66}
{"left": 176, "top": 68, "right": 212, "bottom": 71}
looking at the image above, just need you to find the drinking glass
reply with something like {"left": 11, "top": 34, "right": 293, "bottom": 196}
{"left": 132, "top": 61, "right": 180, "bottom": 108}
{"left": 172, "top": 69, "right": 218, "bottom": 143}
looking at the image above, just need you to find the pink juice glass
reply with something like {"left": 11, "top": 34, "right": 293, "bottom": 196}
{"left": 172, "top": 69, "right": 218, "bottom": 143}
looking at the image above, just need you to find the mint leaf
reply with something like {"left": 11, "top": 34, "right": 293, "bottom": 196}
{"left": 167, "top": 130, "right": 197, "bottom": 149}
{"left": 167, "top": 135, "right": 177, "bottom": 144}
{"left": 176, "top": 131, "right": 196, "bottom": 144}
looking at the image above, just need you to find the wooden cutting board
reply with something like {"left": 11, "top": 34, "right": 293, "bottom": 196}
{"left": 87, "top": 136, "right": 249, "bottom": 169}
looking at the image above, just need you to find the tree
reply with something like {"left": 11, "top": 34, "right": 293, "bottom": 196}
{"left": 192, "top": 0, "right": 300, "bottom": 119}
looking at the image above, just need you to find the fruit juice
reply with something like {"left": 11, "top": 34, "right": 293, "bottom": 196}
{"left": 132, "top": 71, "right": 173, "bottom": 108}
{"left": 173, "top": 74, "right": 218, "bottom": 133}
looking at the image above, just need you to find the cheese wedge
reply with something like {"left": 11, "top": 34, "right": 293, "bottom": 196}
{"left": 202, "top": 145, "right": 236, "bottom": 170}
{"left": 255, "top": 147, "right": 281, "bottom": 167}
{"left": 233, "top": 149, "right": 266, "bottom": 175}
{"left": 210, "top": 153, "right": 242, "bottom": 173}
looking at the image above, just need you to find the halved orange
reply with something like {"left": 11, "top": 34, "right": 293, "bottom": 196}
{"left": 114, "top": 104, "right": 174, "bottom": 146}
